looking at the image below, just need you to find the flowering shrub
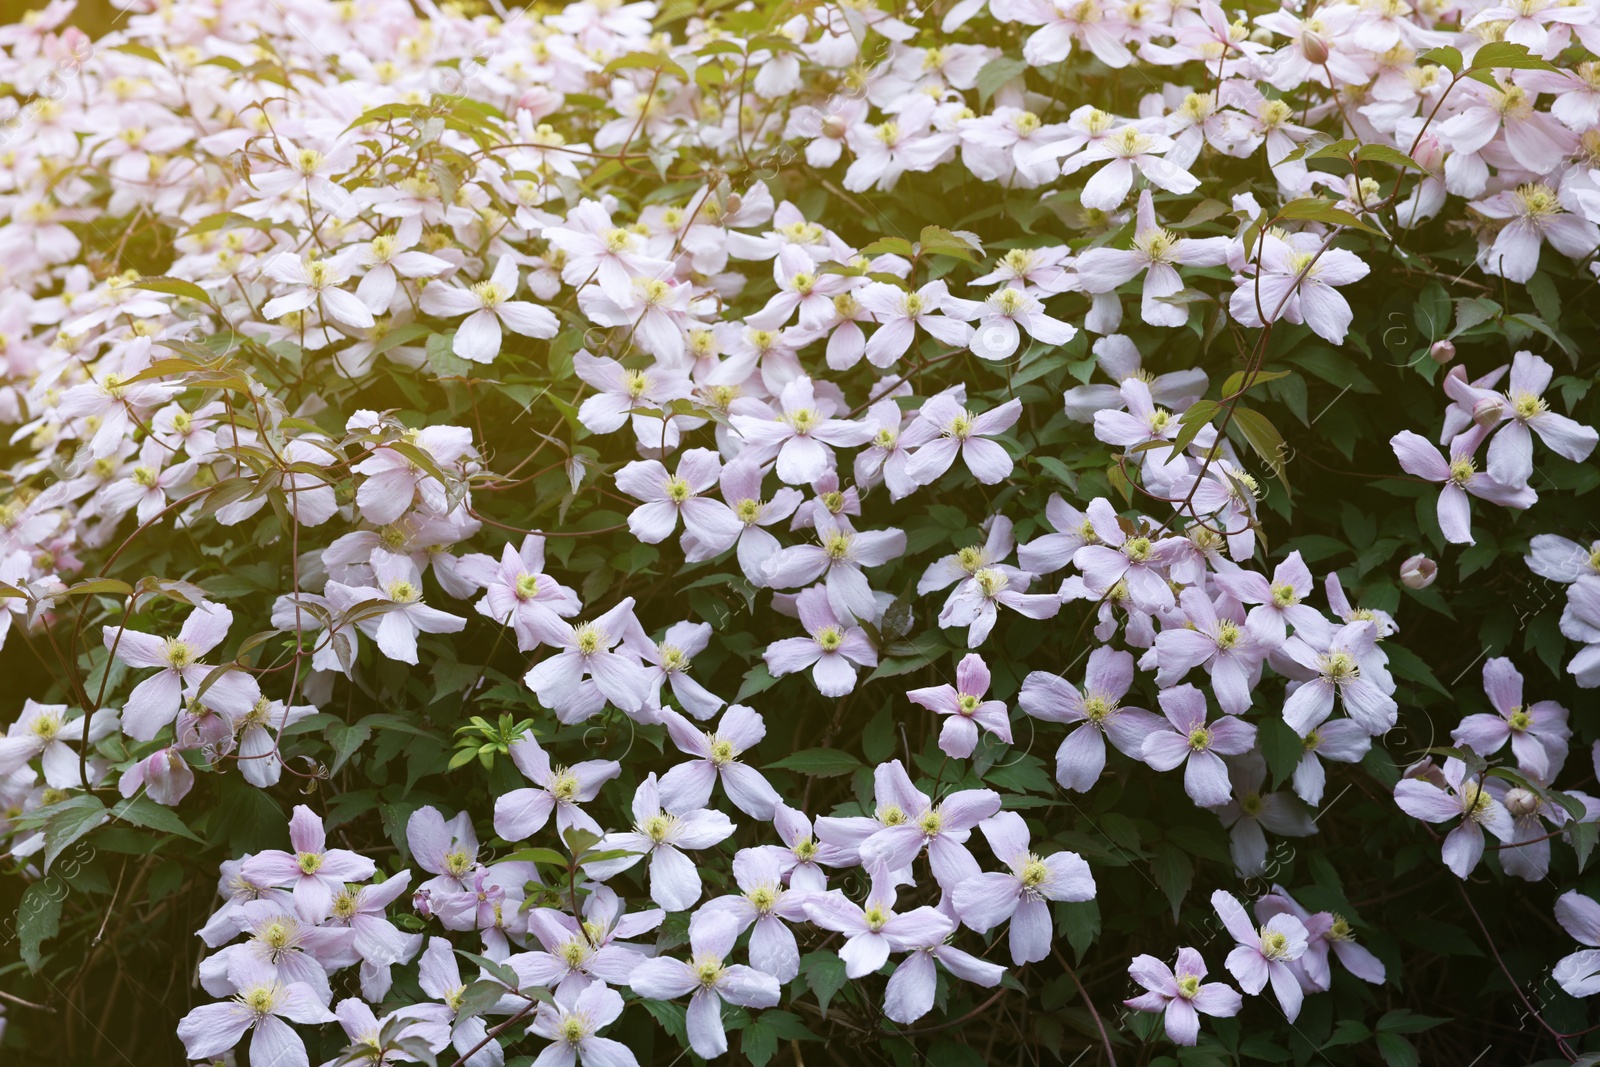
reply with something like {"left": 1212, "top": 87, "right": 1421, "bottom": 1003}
{"left": 5, "top": 0, "right": 1600, "bottom": 1063}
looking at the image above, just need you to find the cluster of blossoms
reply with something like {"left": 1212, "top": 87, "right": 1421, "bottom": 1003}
{"left": 1, "top": 0, "right": 1600, "bottom": 1060}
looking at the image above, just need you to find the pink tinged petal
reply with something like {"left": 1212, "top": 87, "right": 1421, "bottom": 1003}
{"left": 961, "top": 437, "right": 1014, "bottom": 484}
{"left": 1393, "top": 780, "right": 1462, "bottom": 823}
{"left": 453, "top": 309, "right": 503, "bottom": 363}
{"left": 120, "top": 670, "right": 184, "bottom": 741}
{"left": 952, "top": 872, "right": 1021, "bottom": 931}
{"left": 1389, "top": 431, "right": 1450, "bottom": 482}
{"left": 630, "top": 957, "right": 699, "bottom": 999}
{"left": 1055, "top": 726, "right": 1107, "bottom": 791}
{"left": 840, "top": 931, "right": 891, "bottom": 978}
{"left": 1436, "top": 483, "right": 1475, "bottom": 545}
{"left": 177, "top": 1002, "right": 255, "bottom": 1060}
{"left": 1008, "top": 895, "right": 1053, "bottom": 965}
{"left": 1225, "top": 944, "right": 1269, "bottom": 994}
{"left": 883, "top": 951, "right": 938, "bottom": 1024}
{"left": 1184, "top": 750, "right": 1233, "bottom": 807}
{"left": 1441, "top": 822, "right": 1486, "bottom": 878}
{"left": 685, "top": 990, "right": 729, "bottom": 1059}
{"left": 1267, "top": 961, "right": 1304, "bottom": 1022}
{"left": 1164, "top": 997, "right": 1201, "bottom": 1045}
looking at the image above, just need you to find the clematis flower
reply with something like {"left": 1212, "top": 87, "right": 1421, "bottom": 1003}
{"left": 1451, "top": 350, "right": 1599, "bottom": 486}
{"left": 883, "top": 937, "right": 1006, "bottom": 1024}
{"left": 508, "top": 885, "right": 661, "bottom": 995}
{"left": 328, "top": 550, "right": 467, "bottom": 666}
{"left": 1124, "top": 948, "right": 1243, "bottom": 1046}
{"left": 260, "top": 250, "right": 374, "bottom": 329}
{"left": 658, "top": 705, "right": 781, "bottom": 819}
{"left": 1072, "top": 498, "right": 1184, "bottom": 612}
{"left": 1153, "top": 587, "right": 1266, "bottom": 715}
{"left": 494, "top": 731, "right": 620, "bottom": 841}
{"left": 729, "top": 375, "right": 875, "bottom": 485}
{"left": 1279, "top": 620, "right": 1396, "bottom": 736}
{"left": 241, "top": 804, "right": 377, "bottom": 921}
{"left": 615, "top": 448, "right": 741, "bottom": 557}
{"left": 1074, "top": 191, "right": 1231, "bottom": 327}
{"left": 1214, "top": 550, "right": 1325, "bottom": 648}
{"left": 628, "top": 912, "right": 781, "bottom": 1059}
{"left": 1290, "top": 718, "right": 1370, "bottom": 807}
{"left": 1140, "top": 684, "right": 1257, "bottom": 808}
{"left": 1450, "top": 656, "right": 1570, "bottom": 781}
{"left": 623, "top": 619, "right": 726, "bottom": 720}
{"left": 907, "top": 652, "right": 1013, "bottom": 758}
{"left": 1554, "top": 891, "right": 1600, "bottom": 998}
{"left": 951, "top": 811, "right": 1095, "bottom": 963}
{"left": 105, "top": 602, "right": 254, "bottom": 742}
{"left": 416, "top": 937, "right": 503, "bottom": 1067}
{"left": 902, "top": 394, "right": 1022, "bottom": 486}
{"left": 1019, "top": 647, "right": 1161, "bottom": 791}
{"left": 1061, "top": 125, "right": 1200, "bottom": 210}
{"left": 526, "top": 982, "right": 639, "bottom": 1067}
{"left": 1214, "top": 755, "right": 1318, "bottom": 876}
{"left": 419, "top": 255, "right": 558, "bottom": 363}
{"left": 1211, "top": 889, "right": 1310, "bottom": 1022}
{"left": 857, "top": 759, "right": 1002, "bottom": 888}
{"left": 762, "top": 585, "right": 879, "bottom": 697}
{"left": 695, "top": 847, "right": 814, "bottom": 981}
{"left": 0, "top": 700, "right": 118, "bottom": 788}
{"left": 118, "top": 745, "right": 194, "bottom": 806}
{"left": 587, "top": 773, "right": 735, "bottom": 912}
{"left": 1393, "top": 758, "right": 1515, "bottom": 878}
{"left": 177, "top": 957, "right": 336, "bottom": 1067}
{"left": 805, "top": 865, "right": 955, "bottom": 978}
{"left": 763, "top": 513, "right": 906, "bottom": 624}
{"left": 1228, "top": 232, "right": 1370, "bottom": 344}
{"left": 967, "top": 285, "right": 1077, "bottom": 359}
{"left": 524, "top": 598, "right": 654, "bottom": 721}
{"left": 1256, "top": 885, "right": 1385, "bottom": 991}
{"left": 472, "top": 535, "right": 582, "bottom": 653}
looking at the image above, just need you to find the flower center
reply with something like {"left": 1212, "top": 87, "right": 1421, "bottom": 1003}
{"left": 958, "top": 693, "right": 980, "bottom": 716}
{"left": 643, "top": 813, "right": 676, "bottom": 843}
{"left": 709, "top": 738, "right": 736, "bottom": 765}
{"left": 1260, "top": 930, "right": 1291, "bottom": 959}
{"left": 1216, "top": 621, "right": 1241, "bottom": 649}
{"left": 1123, "top": 537, "right": 1152, "bottom": 562}
{"left": 919, "top": 810, "right": 943, "bottom": 837}
{"left": 163, "top": 639, "right": 194, "bottom": 669}
{"left": 445, "top": 849, "right": 474, "bottom": 877}
{"left": 1322, "top": 651, "right": 1358, "bottom": 681}
{"left": 1271, "top": 582, "right": 1298, "bottom": 607}
{"left": 735, "top": 498, "right": 762, "bottom": 524}
{"left": 665, "top": 476, "right": 691, "bottom": 503}
{"left": 1020, "top": 855, "right": 1049, "bottom": 888}
{"left": 550, "top": 769, "right": 580, "bottom": 800}
{"left": 815, "top": 626, "right": 843, "bottom": 652}
{"left": 1448, "top": 457, "right": 1475, "bottom": 485}
{"left": 1187, "top": 726, "right": 1212, "bottom": 751}
{"left": 515, "top": 572, "right": 541, "bottom": 600}
{"left": 879, "top": 805, "right": 907, "bottom": 827}
{"left": 387, "top": 580, "right": 420, "bottom": 603}
{"left": 296, "top": 852, "right": 323, "bottom": 875}
{"left": 575, "top": 624, "right": 603, "bottom": 655}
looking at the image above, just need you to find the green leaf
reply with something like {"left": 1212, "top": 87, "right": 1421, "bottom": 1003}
{"left": 735, "top": 663, "right": 779, "bottom": 701}
{"left": 919, "top": 225, "right": 981, "bottom": 262}
{"left": 1220, "top": 368, "right": 1291, "bottom": 397}
{"left": 1356, "top": 143, "right": 1423, "bottom": 171}
{"left": 455, "top": 950, "right": 522, "bottom": 990}
{"left": 1383, "top": 642, "right": 1450, "bottom": 697}
{"left": 1374, "top": 1032, "right": 1419, "bottom": 1067}
{"left": 1376, "top": 1010, "right": 1448, "bottom": 1034}
{"left": 975, "top": 56, "right": 1028, "bottom": 105}
{"left": 108, "top": 795, "right": 204, "bottom": 843}
{"left": 17, "top": 877, "right": 65, "bottom": 972}
{"left": 498, "top": 847, "right": 570, "bottom": 867}
{"left": 800, "top": 952, "right": 848, "bottom": 1017}
{"left": 1275, "top": 197, "right": 1382, "bottom": 235}
{"left": 1468, "top": 40, "right": 1558, "bottom": 72}
{"left": 1259, "top": 715, "right": 1304, "bottom": 790}
{"left": 1232, "top": 405, "right": 1290, "bottom": 489}
{"left": 132, "top": 275, "right": 214, "bottom": 305}
{"left": 1418, "top": 45, "right": 1462, "bottom": 73}
{"left": 601, "top": 50, "right": 689, "bottom": 81}
{"left": 1450, "top": 296, "right": 1501, "bottom": 338}
{"left": 1151, "top": 841, "right": 1193, "bottom": 919}
{"left": 41, "top": 795, "right": 109, "bottom": 872}
{"left": 765, "top": 748, "right": 862, "bottom": 777}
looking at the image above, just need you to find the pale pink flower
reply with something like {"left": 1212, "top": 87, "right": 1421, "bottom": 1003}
{"left": 1390, "top": 426, "right": 1536, "bottom": 545}
{"left": 242, "top": 805, "right": 376, "bottom": 921}
{"left": 616, "top": 448, "right": 742, "bottom": 557}
{"left": 907, "top": 653, "right": 1012, "bottom": 758}
{"left": 628, "top": 912, "right": 780, "bottom": 1059}
{"left": 902, "top": 394, "right": 1022, "bottom": 486}
{"left": 1140, "top": 684, "right": 1257, "bottom": 807}
{"left": 419, "top": 255, "right": 558, "bottom": 363}
{"left": 1451, "top": 656, "right": 1570, "bottom": 781}
{"left": 659, "top": 705, "right": 781, "bottom": 819}
{"left": 1212, "top": 889, "right": 1310, "bottom": 1022}
{"left": 1124, "top": 948, "right": 1242, "bottom": 1045}
{"left": 587, "top": 773, "right": 736, "bottom": 912}
{"left": 494, "top": 730, "right": 620, "bottom": 841}
{"left": 762, "top": 585, "right": 879, "bottom": 697}
{"left": 1393, "top": 758, "right": 1515, "bottom": 878}
{"left": 952, "top": 811, "right": 1094, "bottom": 963}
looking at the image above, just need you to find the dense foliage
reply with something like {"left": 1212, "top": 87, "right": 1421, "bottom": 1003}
{"left": 2, "top": 0, "right": 1600, "bottom": 1063}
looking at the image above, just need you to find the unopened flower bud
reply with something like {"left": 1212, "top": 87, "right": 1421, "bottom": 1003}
{"left": 1300, "top": 31, "right": 1330, "bottom": 65}
{"left": 1472, "top": 396, "right": 1505, "bottom": 428}
{"left": 1412, "top": 132, "right": 1445, "bottom": 173}
{"left": 1400, "top": 554, "right": 1437, "bottom": 590}
{"left": 1430, "top": 340, "right": 1455, "bottom": 364}
{"left": 1504, "top": 787, "right": 1539, "bottom": 818}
